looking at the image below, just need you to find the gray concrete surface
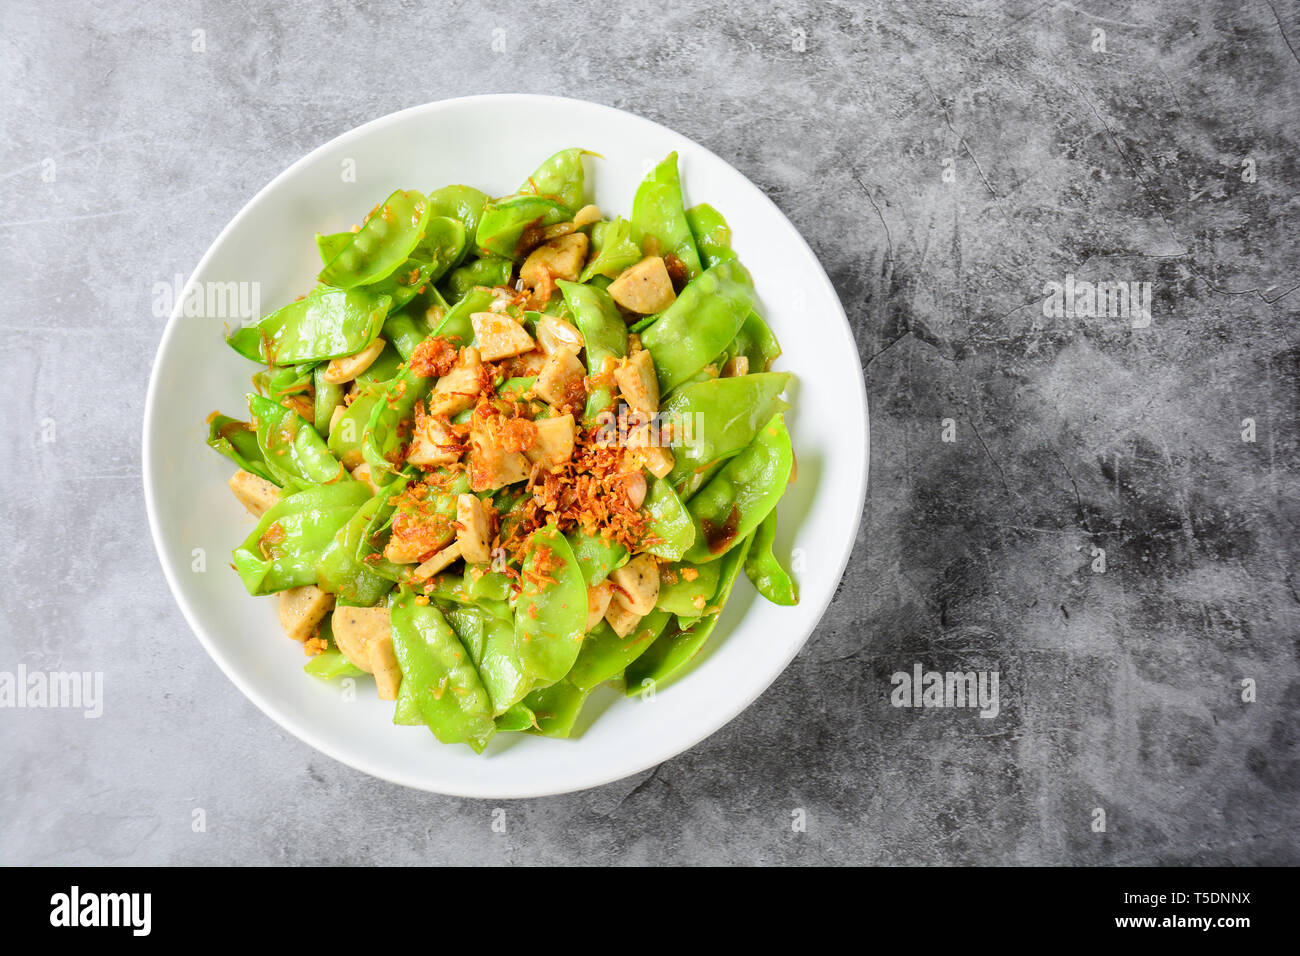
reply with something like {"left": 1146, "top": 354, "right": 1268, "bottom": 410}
{"left": 2, "top": 0, "right": 1297, "bottom": 865}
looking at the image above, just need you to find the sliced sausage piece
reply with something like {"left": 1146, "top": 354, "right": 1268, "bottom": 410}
{"left": 608, "top": 256, "right": 676, "bottom": 314}
{"left": 278, "top": 585, "right": 335, "bottom": 642}
{"left": 369, "top": 632, "right": 402, "bottom": 701}
{"left": 586, "top": 581, "right": 613, "bottom": 632}
{"left": 524, "top": 414, "right": 576, "bottom": 469}
{"left": 604, "top": 595, "right": 643, "bottom": 638}
{"left": 610, "top": 553, "right": 660, "bottom": 615}
{"left": 456, "top": 494, "right": 492, "bottom": 564}
{"left": 427, "top": 347, "right": 483, "bottom": 418}
{"left": 470, "top": 313, "right": 536, "bottom": 362}
{"left": 613, "top": 349, "right": 660, "bottom": 415}
{"left": 229, "top": 470, "right": 280, "bottom": 517}
{"left": 532, "top": 348, "right": 585, "bottom": 409}
{"left": 332, "top": 605, "right": 390, "bottom": 674}
{"left": 520, "top": 233, "right": 589, "bottom": 288}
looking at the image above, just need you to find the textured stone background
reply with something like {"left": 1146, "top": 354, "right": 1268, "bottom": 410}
{"left": 2, "top": 0, "right": 1297, "bottom": 865}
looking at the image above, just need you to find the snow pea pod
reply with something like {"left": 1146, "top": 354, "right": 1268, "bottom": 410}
{"left": 312, "top": 365, "right": 344, "bottom": 436}
{"left": 640, "top": 260, "right": 754, "bottom": 394}
{"left": 248, "top": 393, "right": 350, "bottom": 489}
{"left": 476, "top": 195, "right": 569, "bottom": 260}
{"left": 315, "top": 492, "right": 395, "bottom": 606}
{"left": 520, "top": 679, "right": 589, "bottom": 738}
{"left": 319, "top": 188, "right": 430, "bottom": 288}
{"left": 304, "top": 647, "right": 363, "bottom": 681}
{"left": 426, "top": 185, "right": 488, "bottom": 265}
{"left": 431, "top": 285, "right": 498, "bottom": 346}
{"left": 389, "top": 592, "right": 497, "bottom": 752}
{"left": 566, "top": 528, "right": 626, "bottom": 586}
{"left": 685, "top": 204, "right": 782, "bottom": 371}
{"left": 495, "top": 703, "right": 536, "bottom": 732}
{"left": 326, "top": 382, "right": 382, "bottom": 469}
{"left": 656, "top": 559, "right": 721, "bottom": 616}
{"left": 579, "top": 218, "right": 643, "bottom": 282}
{"left": 207, "top": 413, "right": 276, "bottom": 484}
{"left": 625, "top": 533, "right": 753, "bottom": 695}
{"left": 514, "top": 524, "right": 588, "bottom": 684}
{"left": 517, "top": 147, "right": 589, "bottom": 212}
{"left": 228, "top": 286, "right": 391, "bottom": 365}
{"left": 231, "top": 482, "right": 373, "bottom": 595}
{"left": 446, "top": 607, "right": 532, "bottom": 715}
{"left": 683, "top": 414, "right": 792, "bottom": 564}
{"left": 660, "top": 372, "right": 792, "bottom": 498}
{"left": 362, "top": 366, "right": 432, "bottom": 483}
{"left": 380, "top": 310, "right": 428, "bottom": 359}
{"left": 632, "top": 152, "right": 702, "bottom": 280}
{"left": 556, "top": 279, "right": 627, "bottom": 421}
{"left": 315, "top": 231, "right": 353, "bottom": 265}
{"left": 642, "top": 477, "right": 695, "bottom": 561}
{"left": 442, "top": 255, "right": 513, "bottom": 303}
{"left": 744, "top": 508, "right": 798, "bottom": 606}
{"left": 684, "top": 203, "right": 732, "bottom": 269}
{"left": 567, "top": 610, "right": 671, "bottom": 693}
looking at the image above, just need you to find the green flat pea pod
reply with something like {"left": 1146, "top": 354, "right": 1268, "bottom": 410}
{"left": 316, "top": 231, "right": 354, "bottom": 266}
{"left": 641, "top": 477, "right": 695, "bottom": 561}
{"left": 578, "top": 217, "right": 642, "bottom": 282}
{"left": 684, "top": 203, "right": 782, "bottom": 371}
{"left": 640, "top": 260, "right": 755, "bottom": 394}
{"left": 516, "top": 147, "right": 591, "bottom": 212}
{"left": 625, "top": 533, "right": 753, "bottom": 695}
{"left": 232, "top": 482, "right": 373, "bottom": 595}
{"left": 304, "top": 647, "right": 363, "bottom": 681}
{"left": 683, "top": 414, "right": 793, "bottom": 564}
{"left": 514, "top": 524, "right": 588, "bottom": 685}
{"left": 255, "top": 362, "right": 315, "bottom": 400}
{"left": 441, "top": 256, "right": 513, "bottom": 303}
{"left": 312, "top": 365, "right": 345, "bottom": 437}
{"left": 555, "top": 279, "right": 627, "bottom": 421}
{"left": 389, "top": 592, "right": 497, "bottom": 752}
{"left": 315, "top": 492, "right": 395, "bottom": 606}
{"left": 656, "top": 560, "right": 721, "bottom": 616}
{"left": 228, "top": 286, "right": 391, "bottom": 365}
{"left": 566, "top": 528, "right": 626, "bottom": 586}
{"left": 632, "top": 152, "right": 703, "bottom": 280}
{"left": 361, "top": 366, "right": 433, "bottom": 483}
{"left": 393, "top": 678, "right": 423, "bottom": 725}
{"left": 319, "top": 188, "right": 430, "bottom": 288}
{"left": 248, "top": 393, "right": 350, "bottom": 489}
{"left": 728, "top": 311, "right": 782, "bottom": 372}
{"left": 660, "top": 372, "right": 791, "bottom": 499}
{"left": 521, "top": 679, "right": 589, "bottom": 738}
{"left": 684, "top": 203, "right": 732, "bottom": 269}
{"left": 568, "top": 610, "right": 671, "bottom": 693}
{"left": 446, "top": 607, "right": 532, "bottom": 715}
{"left": 475, "top": 195, "right": 569, "bottom": 260}
{"left": 368, "top": 217, "right": 466, "bottom": 311}
{"left": 207, "top": 413, "right": 277, "bottom": 484}
{"left": 495, "top": 703, "right": 537, "bottom": 732}
{"left": 380, "top": 310, "right": 429, "bottom": 359}
{"left": 410, "top": 214, "right": 467, "bottom": 278}
{"left": 426, "top": 185, "right": 489, "bottom": 266}
{"left": 464, "top": 565, "right": 512, "bottom": 603}
{"left": 431, "top": 285, "right": 498, "bottom": 346}
{"left": 326, "top": 383, "right": 381, "bottom": 468}
{"left": 744, "top": 508, "right": 798, "bottom": 606}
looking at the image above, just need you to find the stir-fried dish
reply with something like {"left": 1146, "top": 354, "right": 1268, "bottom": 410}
{"left": 207, "top": 149, "right": 799, "bottom": 750}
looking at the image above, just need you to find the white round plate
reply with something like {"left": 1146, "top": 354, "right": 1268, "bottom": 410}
{"left": 143, "top": 94, "right": 868, "bottom": 798}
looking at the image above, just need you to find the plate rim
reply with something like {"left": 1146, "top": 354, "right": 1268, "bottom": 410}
{"left": 141, "top": 93, "right": 870, "bottom": 798}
